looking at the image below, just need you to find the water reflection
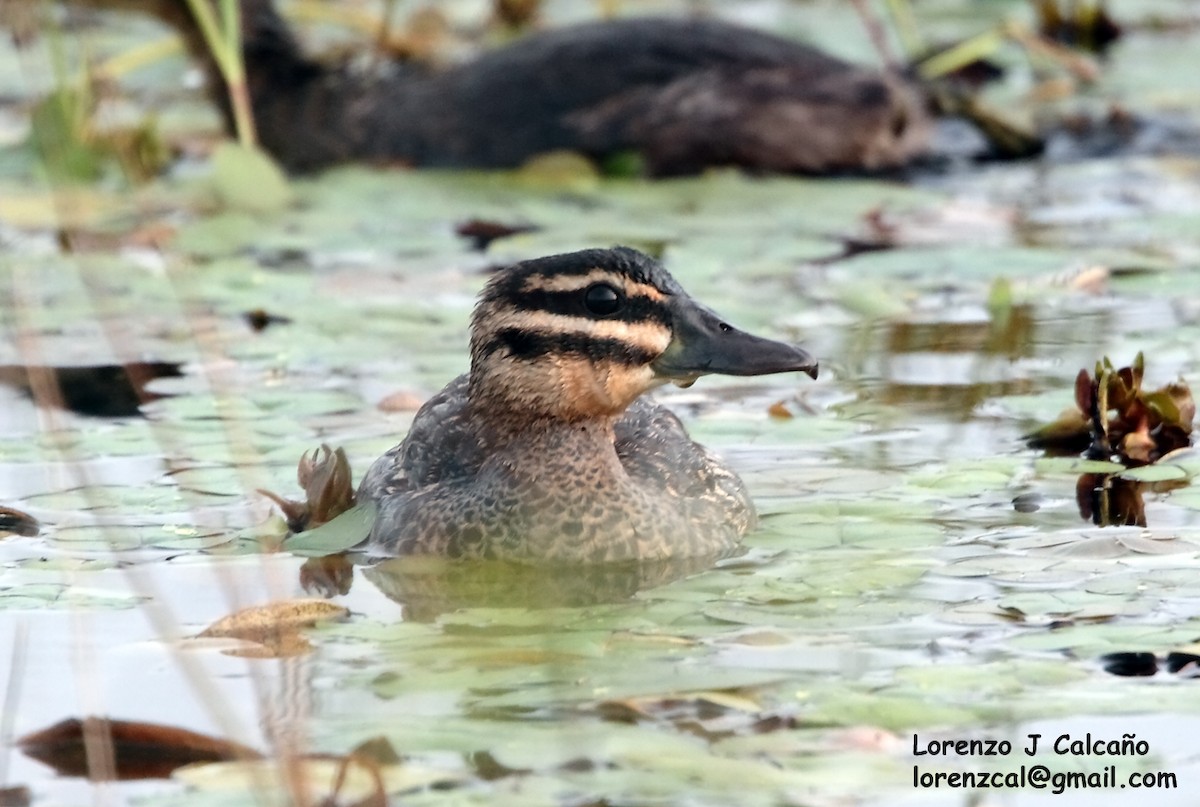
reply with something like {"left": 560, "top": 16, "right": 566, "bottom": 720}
{"left": 869, "top": 303, "right": 1039, "bottom": 417}
{"left": 1076, "top": 473, "right": 1147, "bottom": 527}
{"left": 299, "top": 553, "right": 718, "bottom": 622}
{"left": 1074, "top": 473, "right": 1189, "bottom": 528}
{"left": 848, "top": 304, "right": 1124, "bottom": 421}
{"left": 885, "top": 303, "right": 1036, "bottom": 359}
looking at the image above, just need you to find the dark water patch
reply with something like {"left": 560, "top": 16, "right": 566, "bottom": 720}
{"left": 1035, "top": 0, "right": 1122, "bottom": 53}
{"left": 251, "top": 246, "right": 311, "bottom": 270}
{"left": 1100, "top": 651, "right": 1158, "bottom": 677}
{"left": 242, "top": 309, "right": 292, "bottom": 332}
{"left": 0, "top": 362, "right": 183, "bottom": 418}
{"left": 1102, "top": 650, "right": 1200, "bottom": 678}
{"left": 455, "top": 219, "right": 539, "bottom": 250}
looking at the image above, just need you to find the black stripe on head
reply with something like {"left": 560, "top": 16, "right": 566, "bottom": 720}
{"left": 488, "top": 247, "right": 685, "bottom": 296}
{"left": 505, "top": 287, "right": 672, "bottom": 327}
{"left": 483, "top": 328, "right": 658, "bottom": 365}
{"left": 524, "top": 247, "right": 668, "bottom": 283}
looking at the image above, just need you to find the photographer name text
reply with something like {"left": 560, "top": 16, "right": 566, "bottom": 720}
{"left": 913, "top": 732, "right": 1149, "bottom": 758}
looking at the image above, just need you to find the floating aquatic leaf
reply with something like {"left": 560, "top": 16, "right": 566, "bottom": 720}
{"left": 1118, "top": 464, "right": 1189, "bottom": 483}
{"left": 833, "top": 280, "right": 910, "bottom": 319}
{"left": 197, "top": 598, "right": 350, "bottom": 658}
{"left": 515, "top": 150, "right": 600, "bottom": 192}
{"left": 1032, "top": 457, "right": 1125, "bottom": 475}
{"left": 1007, "top": 623, "right": 1200, "bottom": 657}
{"left": 174, "top": 756, "right": 463, "bottom": 799}
{"left": 0, "top": 580, "right": 145, "bottom": 610}
{"left": 211, "top": 142, "right": 292, "bottom": 213}
{"left": 282, "top": 502, "right": 377, "bottom": 558}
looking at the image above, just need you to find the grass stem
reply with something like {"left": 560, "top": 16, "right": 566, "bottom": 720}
{"left": 184, "top": 0, "right": 258, "bottom": 147}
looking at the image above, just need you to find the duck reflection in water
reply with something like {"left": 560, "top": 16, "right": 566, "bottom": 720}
{"left": 298, "top": 542, "right": 747, "bottom": 622}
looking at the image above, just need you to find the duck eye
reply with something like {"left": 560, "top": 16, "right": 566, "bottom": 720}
{"left": 583, "top": 283, "right": 622, "bottom": 316}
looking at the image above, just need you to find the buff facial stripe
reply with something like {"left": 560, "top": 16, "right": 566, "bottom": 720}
{"left": 502, "top": 288, "right": 672, "bottom": 326}
{"left": 520, "top": 269, "right": 667, "bottom": 300}
{"left": 481, "top": 308, "right": 673, "bottom": 354}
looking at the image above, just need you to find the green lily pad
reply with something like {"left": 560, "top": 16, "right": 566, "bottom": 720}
{"left": 283, "top": 501, "right": 377, "bottom": 557}
{"left": 211, "top": 142, "right": 292, "bottom": 213}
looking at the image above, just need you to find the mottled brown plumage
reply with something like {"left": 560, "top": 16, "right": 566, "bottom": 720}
{"left": 358, "top": 247, "right": 817, "bottom": 562}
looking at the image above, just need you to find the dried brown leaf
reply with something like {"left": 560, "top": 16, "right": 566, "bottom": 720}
{"left": 0, "top": 785, "right": 31, "bottom": 806}
{"left": 767, "top": 400, "right": 793, "bottom": 419}
{"left": 1074, "top": 368, "right": 1093, "bottom": 414}
{"left": 200, "top": 599, "right": 349, "bottom": 640}
{"left": 260, "top": 444, "right": 356, "bottom": 532}
{"left": 197, "top": 599, "right": 349, "bottom": 657}
{"left": 0, "top": 506, "right": 40, "bottom": 538}
{"left": 17, "top": 717, "right": 260, "bottom": 780}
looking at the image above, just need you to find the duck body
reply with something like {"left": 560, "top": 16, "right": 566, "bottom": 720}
{"left": 358, "top": 247, "right": 816, "bottom": 562}
{"left": 67, "top": 1, "right": 930, "bottom": 175}
{"left": 358, "top": 376, "right": 754, "bottom": 562}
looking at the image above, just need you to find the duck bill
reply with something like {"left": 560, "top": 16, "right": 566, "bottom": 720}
{"left": 651, "top": 298, "right": 818, "bottom": 384}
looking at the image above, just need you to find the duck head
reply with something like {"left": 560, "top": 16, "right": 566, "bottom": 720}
{"left": 468, "top": 246, "right": 817, "bottom": 422}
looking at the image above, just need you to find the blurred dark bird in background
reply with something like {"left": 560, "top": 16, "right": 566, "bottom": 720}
{"left": 65, "top": 0, "right": 933, "bottom": 176}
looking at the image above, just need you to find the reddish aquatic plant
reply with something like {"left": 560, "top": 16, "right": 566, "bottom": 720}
{"left": 1027, "top": 353, "right": 1194, "bottom": 466}
{"left": 259, "top": 444, "right": 355, "bottom": 532}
